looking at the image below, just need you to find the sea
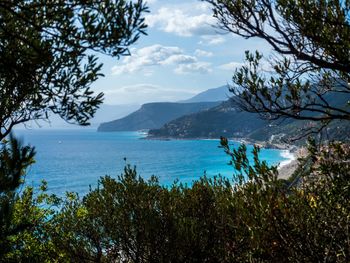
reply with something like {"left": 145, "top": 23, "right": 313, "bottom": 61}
{"left": 13, "top": 129, "right": 293, "bottom": 197}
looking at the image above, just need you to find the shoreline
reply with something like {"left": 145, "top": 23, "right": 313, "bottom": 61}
{"left": 145, "top": 135, "right": 295, "bottom": 150}
{"left": 277, "top": 147, "right": 307, "bottom": 180}
{"left": 277, "top": 156, "right": 299, "bottom": 180}
{"left": 278, "top": 149, "right": 297, "bottom": 168}
{"left": 145, "top": 134, "right": 303, "bottom": 180}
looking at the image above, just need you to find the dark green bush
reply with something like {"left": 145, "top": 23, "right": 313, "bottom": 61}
{"left": 2, "top": 139, "right": 349, "bottom": 262}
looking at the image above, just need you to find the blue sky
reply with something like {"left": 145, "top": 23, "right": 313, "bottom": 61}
{"left": 92, "top": 0, "right": 271, "bottom": 105}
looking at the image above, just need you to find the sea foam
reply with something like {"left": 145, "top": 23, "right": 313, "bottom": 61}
{"left": 279, "top": 150, "right": 296, "bottom": 168}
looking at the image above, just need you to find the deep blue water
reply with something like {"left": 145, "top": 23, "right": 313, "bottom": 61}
{"left": 14, "top": 129, "right": 289, "bottom": 196}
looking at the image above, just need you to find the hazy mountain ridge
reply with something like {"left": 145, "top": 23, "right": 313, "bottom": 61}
{"left": 97, "top": 85, "right": 229, "bottom": 132}
{"left": 178, "top": 85, "right": 230, "bottom": 103}
{"left": 97, "top": 101, "right": 221, "bottom": 132}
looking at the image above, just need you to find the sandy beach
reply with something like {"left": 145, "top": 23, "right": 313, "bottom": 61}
{"left": 277, "top": 148, "right": 307, "bottom": 180}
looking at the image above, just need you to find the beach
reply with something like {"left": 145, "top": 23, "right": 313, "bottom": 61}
{"left": 277, "top": 148, "right": 307, "bottom": 180}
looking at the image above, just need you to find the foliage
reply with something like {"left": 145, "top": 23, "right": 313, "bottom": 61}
{"left": 50, "top": 166, "right": 234, "bottom": 262}
{"left": 0, "top": 138, "right": 348, "bottom": 262}
{"left": 204, "top": 0, "right": 350, "bottom": 137}
{"left": 0, "top": 0, "right": 148, "bottom": 138}
{"left": 1, "top": 181, "right": 62, "bottom": 262}
{"left": 0, "top": 136, "right": 35, "bottom": 257}
{"left": 219, "top": 137, "right": 350, "bottom": 262}
{"left": 22, "top": 141, "right": 344, "bottom": 262}
{"left": 0, "top": 1, "right": 148, "bottom": 260}
{"left": 1, "top": 1, "right": 350, "bottom": 262}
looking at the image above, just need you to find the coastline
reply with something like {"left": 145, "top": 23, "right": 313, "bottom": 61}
{"left": 231, "top": 137, "right": 302, "bottom": 180}
{"left": 145, "top": 135, "right": 295, "bottom": 150}
{"left": 277, "top": 147, "right": 307, "bottom": 180}
{"left": 145, "top": 134, "right": 304, "bottom": 180}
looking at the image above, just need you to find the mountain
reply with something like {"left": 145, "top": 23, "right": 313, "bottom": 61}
{"left": 97, "top": 101, "right": 221, "bottom": 132}
{"left": 247, "top": 119, "right": 350, "bottom": 144}
{"left": 179, "top": 85, "right": 230, "bottom": 103}
{"left": 148, "top": 100, "right": 268, "bottom": 139}
{"left": 90, "top": 104, "right": 140, "bottom": 127}
{"left": 148, "top": 93, "right": 350, "bottom": 144}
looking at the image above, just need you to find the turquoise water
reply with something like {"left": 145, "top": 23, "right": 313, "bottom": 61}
{"left": 14, "top": 129, "right": 288, "bottom": 196}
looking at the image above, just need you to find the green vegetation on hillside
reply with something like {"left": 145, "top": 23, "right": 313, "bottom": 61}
{"left": 148, "top": 100, "right": 267, "bottom": 139}
{"left": 98, "top": 101, "right": 221, "bottom": 132}
{"left": 149, "top": 96, "right": 350, "bottom": 144}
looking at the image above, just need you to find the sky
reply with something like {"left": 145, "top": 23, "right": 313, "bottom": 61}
{"left": 91, "top": 0, "right": 271, "bottom": 105}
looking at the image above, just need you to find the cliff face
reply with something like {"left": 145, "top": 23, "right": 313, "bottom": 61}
{"left": 97, "top": 101, "right": 221, "bottom": 132}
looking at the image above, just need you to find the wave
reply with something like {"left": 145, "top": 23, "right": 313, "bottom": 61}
{"left": 279, "top": 150, "right": 296, "bottom": 168}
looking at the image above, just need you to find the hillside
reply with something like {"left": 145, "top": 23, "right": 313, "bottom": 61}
{"left": 148, "top": 100, "right": 268, "bottom": 139}
{"left": 148, "top": 95, "right": 350, "bottom": 144}
{"left": 97, "top": 101, "right": 221, "bottom": 132}
{"left": 248, "top": 119, "right": 350, "bottom": 144}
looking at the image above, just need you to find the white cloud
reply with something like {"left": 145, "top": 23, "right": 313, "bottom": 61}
{"left": 219, "top": 62, "right": 244, "bottom": 71}
{"left": 162, "top": 54, "right": 197, "bottom": 65}
{"left": 146, "top": 6, "right": 218, "bottom": 37}
{"left": 194, "top": 49, "right": 213, "bottom": 57}
{"left": 111, "top": 45, "right": 182, "bottom": 75}
{"left": 103, "top": 84, "right": 197, "bottom": 104}
{"left": 175, "top": 62, "right": 212, "bottom": 75}
{"left": 111, "top": 44, "right": 212, "bottom": 75}
{"left": 219, "top": 60, "right": 273, "bottom": 72}
{"left": 199, "top": 35, "right": 226, "bottom": 46}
